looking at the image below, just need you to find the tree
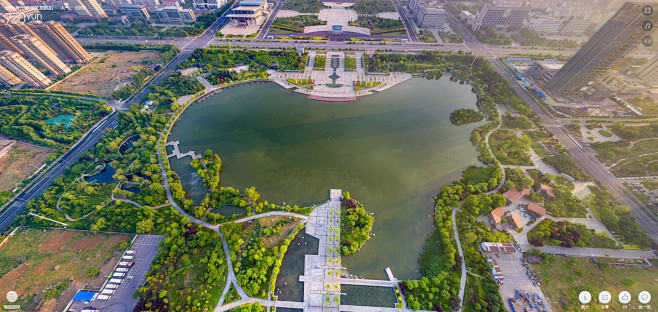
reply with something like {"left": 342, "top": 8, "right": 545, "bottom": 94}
{"left": 137, "top": 218, "right": 154, "bottom": 234}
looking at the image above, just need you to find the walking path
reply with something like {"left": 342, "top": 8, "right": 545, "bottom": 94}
{"left": 232, "top": 211, "right": 309, "bottom": 223}
{"left": 452, "top": 208, "right": 466, "bottom": 312}
{"left": 28, "top": 212, "right": 68, "bottom": 226}
{"left": 166, "top": 140, "right": 201, "bottom": 160}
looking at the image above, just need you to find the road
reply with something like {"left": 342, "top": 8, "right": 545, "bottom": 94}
{"left": 257, "top": 0, "right": 283, "bottom": 39}
{"left": 518, "top": 244, "right": 657, "bottom": 259}
{"left": 390, "top": 0, "right": 418, "bottom": 42}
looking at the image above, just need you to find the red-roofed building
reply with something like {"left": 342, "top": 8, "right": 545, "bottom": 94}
{"left": 522, "top": 188, "right": 531, "bottom": 196}
{"left": 491, "top": 207, "right": 504, "bottom": 223}
{"left": 503, "top": 189, "right": 525, "bottom": 204}
{"left": 539, "top": 184, "right": 555, "bottom": 198}
{"left": 510, "top": 213, "right": 523, "bottom": 229}
{"left": 526, "top": 202, "right": 546, "bottom": 217}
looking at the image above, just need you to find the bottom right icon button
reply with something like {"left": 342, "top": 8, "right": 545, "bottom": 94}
{"left": 639, "top": 291, "right": 651, "bottom": 304}
{"left": 619, "top": 291, "right": 631, "bottom": 304}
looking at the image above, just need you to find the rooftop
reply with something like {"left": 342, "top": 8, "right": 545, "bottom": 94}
{"left": 491, "top": 207, "right": 504, "bottom": 223}
{"left": 526, "top": 202, "right": 546, "bottom": 216}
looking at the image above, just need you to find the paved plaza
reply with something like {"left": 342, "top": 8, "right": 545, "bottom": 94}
{"left": 270, "top": 51, "right": 412, "bottom": 100}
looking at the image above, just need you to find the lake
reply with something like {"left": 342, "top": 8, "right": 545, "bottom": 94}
{"left": 168, "top": 78, "right": 482, "bottom": 279}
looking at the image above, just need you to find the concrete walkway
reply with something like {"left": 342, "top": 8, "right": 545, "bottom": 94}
{"left": 452, "top": 209, "right": 466, "bottom": 312}
{"left": 166, "top": 140, "right": 201, "bottom": 160}
{"left": 232, "top": 211, "right": 309, "bottom": 224}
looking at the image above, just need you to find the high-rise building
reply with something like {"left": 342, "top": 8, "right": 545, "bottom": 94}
{"left": 66, "top": 0, "right": 107, "bottom": 18}
{"left": 0, "top": 22, "right": 37, "bottom": 39}
{"left": 0, "top": 0, "right": 15, "bottom": 13}
{"left": 11, "top": 34, "right": 70, "bottom": 75}
{"left": 473, "top": 5, "right": 529, "bottom": 31}
{"left": 0, "top": 63, "right": 22, "bottom": 86}
{"left": 636, "top": 56, "right": 658, "bottom": 87}
{"left": 0, "top": 50, "right": 51, "bottom": 87}
{"left": 545, "top": 2, "right": 658, "bottom": 100}
{"left": 0, "top": 32, "right": 20, "bottom": 54}
{"left": 29, "top": 21, "right": 93, "bottom": 64}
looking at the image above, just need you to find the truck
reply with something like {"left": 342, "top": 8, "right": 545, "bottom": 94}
{"left": 113, "top": 272, "right": 126, "bottom": 278}
{"left": 101, "top": 289, "right": 115, "bottom": 294}
{"left": 97, "top": 295, "right": 111, "bottom": 300}
{"left": 106, "top": 284, "right": 120, "bottom": 289}
{"left": 119, "top": 261, "right": 134, "bottom": 267}
{"left": 122, "top": 255, "right": 135, "bottom": 260}
{"left": 125, "top": 250, "right": 136, "bottom": 255}
{"left": 109, "top": 278, "right": 122, "bottom": 284}
{"left": 116, "top": 268, "right": 129, "bottom": 273}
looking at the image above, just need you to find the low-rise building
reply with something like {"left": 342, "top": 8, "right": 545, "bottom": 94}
{"left": 155, "top": 6, "right": 196, "bottom": 23}
{"left": 415, "top": 6, "right": 446, "bottom": 28}
{"left": 491, "top": 207, "right": 504, "bottom": 224}
{"left": 226, "top": 0, "right": 268, "bottom": 27}
{"left": 636, "top": 56, "right": 658, "bottom": 88}
{"left": 192, "top": 0, "right": 226, "bottom": 11}
{"left": 559, "top": 17, "right": 591, "bottom": 33}
{"left": 480, "top": 242, "right": 516, "bottom": 253}
{"left": 525, "top": 202, "right": 546, "bottom": 218}
{"left": 473, "top": 5, "right": 529, "bottom": 31}
{"left": 503, "top": 188, "right": 529, "bottom": 204}
{"left": 526, "top": 60, "right": 564, "bottom": 85}
{"left": 459, "top": 10, "right": 477, "bottom": 28}
{"left": 538, "top": 183, "right": 555, "bottom": 198}
{"left": 510, "top": 213, "right": 523, "bottom": 229}
{"left": 118, "top": 4, "right": 151, "bottom": 20}
{"left": 530, "top": 17, "right": 564, "bottom": 33}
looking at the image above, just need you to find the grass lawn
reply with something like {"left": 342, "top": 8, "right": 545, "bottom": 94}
{"left": 489, "top": 130, "right": 533, "bottom": 166}
{"left": 58, "top": 182, "right": 116, "bottom": 219}
{"left": 314, "top": 55, "right": 326, "bottom": 70}
{"left": 0, "top": 228, "right": 131, "bottom": 310}
{"left": 354, "top": 81, "right": 381, "bottom": 88}
{"left": 50, "top": 50, "right": 164, "bottom": 98}
{"left": 627, "top": 95, "right": 658, "bottom": 115}
{"left": 345, "top": 56, "right": 357, "bottom": 71}
{"left": 531, "top": 255, "right": 658, "bottom": 312}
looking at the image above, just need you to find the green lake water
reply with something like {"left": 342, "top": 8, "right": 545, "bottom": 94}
{"left": 168, "top": 78, "right": 483, "bottom": 280}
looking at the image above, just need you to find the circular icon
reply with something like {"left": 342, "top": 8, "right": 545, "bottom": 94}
{"left": 6, "top": 290, "right": 17, "bottom": 303}
{"left": 643, "top": 5, "right": 653, "bottom": 16}
{"left": 644, "top": 36, "right": 654, "bottom": 47}
{"left": 644, "top": 21, "right": 654, "bottom": 31}
{"left": 579, "top": 291, "right": 592, "bottom": 304}
{"left": 639, "top": 291, "right": 652, "bottom": 304}
{"left": 619, "top": 291, "right": 632, "bottom": 304}
{"left": 599, "top": 291, "right": 612, "bottom": 304}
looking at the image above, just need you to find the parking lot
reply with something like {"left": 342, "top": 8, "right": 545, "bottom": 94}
{"left": 483, "top": 250, "right": 552, "bottom": 311}
{"left": 68, "top": 234, "right": 163, "bottom": 312}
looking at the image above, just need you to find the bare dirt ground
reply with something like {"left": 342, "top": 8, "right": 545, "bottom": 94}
{"left": 0, "top": 139, "right": 51, "bottom": 191}
{"left": 49, "top": 50, "right": 164, "bottom": 98}
{"left": 0, "top": 228, "right": 131, "bottom": 310}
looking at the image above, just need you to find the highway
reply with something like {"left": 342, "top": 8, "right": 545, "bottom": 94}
{"left": 391, "top": 0, "right": 418, "bottom": 42}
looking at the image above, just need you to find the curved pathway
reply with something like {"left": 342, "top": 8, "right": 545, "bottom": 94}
{"left": 451, "top": 208, "right": 466, "bottom": 312}
{"left": 232, "top": 211, "right": 308, "bottom": 224}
